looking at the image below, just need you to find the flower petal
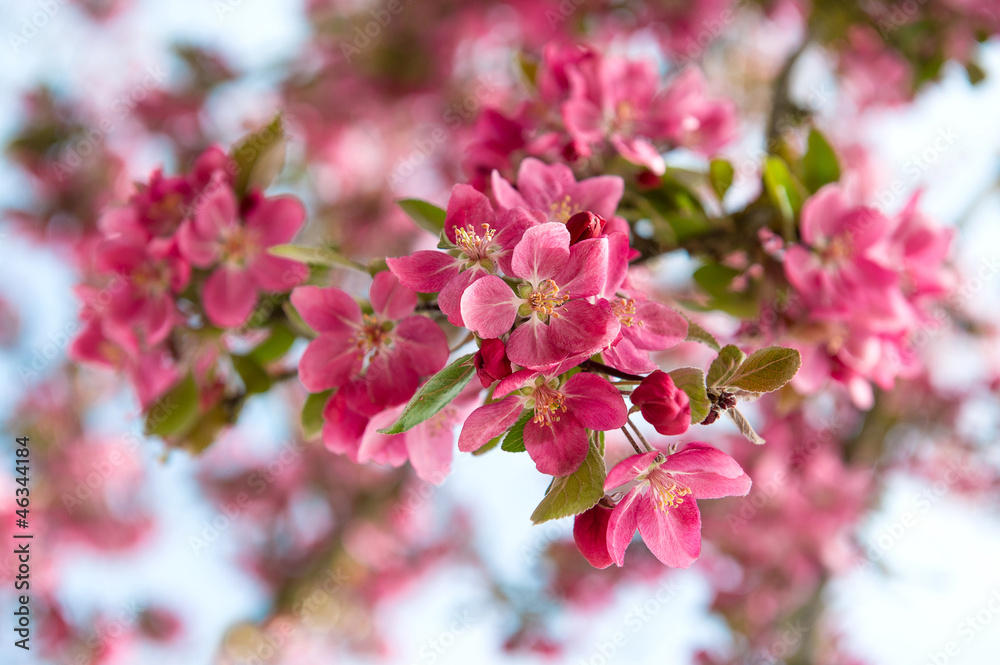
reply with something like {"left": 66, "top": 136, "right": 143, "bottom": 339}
{"left": 506, "top": 317, "right": 565, "bottom": 369}
{"left": 603, "top": 339, "right": 658, "bottom": 375}
{"left": 387, "top": 251, "right": 462, "bottom": 293}
{"left": 548, "top": 299, "right": 620, "bottom": 358}
{"left": 322, "top": 392, "right": 368, "bottom": 462}
{"left": 660, "top": 442, "right": 752, "bottom": 499}
{"left": 491, "top": 169, "right": 530, "bottom": 210}
{"left": 439, "top": 266, "right": 486, "bottom": 327}
{"left": 523, "top": 414, "right": 589, "bottom": 476}
{"left": 636, "top": 493, "right": 702, "bottom": 568}
{"left": 298, "top": 334, "right": 362, "bottom": 392}
{"left": 460, "top": 275, "right": 520, "bottom": 338}
{"left": 203, "top": 266, "right": 258, "bottom": 328}
{"left": 557, "top": 237, "right": 608, "bottom": 298}
{"left": 458, "top": 396, "right": 525, "bottom": 453}
{"left": 444, "top": 184, "right": 494, "bottom": 244}
{"left": 611, "top": 135, "right": 665, "bottom": 175}
{"left": 605, "top": 451, "right": 660, "bottom": 492}
{"left": 365, "top": 349, "right": 419, "bottom": 407}
{"left": 563, "top": 372, "right": 627, "bottom": 430}
{"left": 245, "top": 195, "right": 306, "bottom": 247}
{"left": 625, "top": 300, "right": 688, "bottom": 351}
{"left": 607, "top": 487, "right": 642, "bottom": 566}
{"left": 357, "top": 407, "right": 409, "bottom": 467}
{"left": 248, "top": 254, "right": 309, "bottom": 292}
{"left": 393, "top": 315, "right": 449, "bottom": 376}
{"left": 511, "top": 222, "right": 570, "bottom": 284}
{"left": 195, "top": 186, "right": 237, "bottom": 239}
{"left": 405, "top": 417, "right": 455, "bottom": 485}
{"left": 370, "top": 271, "right": 417, "bottom": 321}
{"left": 290, "top": 286, "right": 362, "bottom": 335}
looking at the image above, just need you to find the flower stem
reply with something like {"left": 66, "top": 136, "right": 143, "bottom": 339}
{"left": 627, "top": 417, "right": 655, "bottom": 453}
{"left": 620, "top": 426, "right": 644, "bottom": 455}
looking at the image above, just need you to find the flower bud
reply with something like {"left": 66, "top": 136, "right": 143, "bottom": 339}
{"left": 573, "top": 503, "right": 613, "bottom": 569}
{"left": 473, "top": 337, "right": 512, "bottom": 388}
{"left": 630, "top": 370, "right": 691, "bottom": 436}
{"left": 565, "top": 211, "right": 607, "bottom": 244}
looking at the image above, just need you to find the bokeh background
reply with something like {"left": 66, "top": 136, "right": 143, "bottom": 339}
{"left": 2, "top": 1, "right": 1000, "bottom": 664}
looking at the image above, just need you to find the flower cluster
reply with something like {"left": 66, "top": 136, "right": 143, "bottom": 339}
{"left": 778, "top": 184, "right": 954, "bottom": 407}
{"left": 69, "top": 145, "right": 309, "bottom": 407}
{"left": 465, "top": 44, "right": 738, "bottom": 186}
{"left": 374, "top": 159, "right": 762, "bottom": 567}
{"left": 292, "top": 272, "right": 453, "bottom": 483}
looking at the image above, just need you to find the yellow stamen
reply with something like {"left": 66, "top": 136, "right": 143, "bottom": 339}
{"left": 527, "top": 279, "right": 570, "bottom": 317}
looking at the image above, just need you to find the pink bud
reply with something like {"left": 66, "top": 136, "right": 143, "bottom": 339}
{"left": 630, "top": 370, "right": 691, "bottom": 436}
{"left": 565, "top": 211, "right": 607, "bottom": 244}
{"left": 473, "top": 337, "right": 513, "bottom": 388}
{"left": 573, "top": 503, "right": 614, "bottom": 569}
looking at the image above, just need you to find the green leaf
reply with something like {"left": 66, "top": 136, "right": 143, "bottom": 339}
{"left": 802, "top": 129, "right": 841, "bottom": 193}
{"left": 283, "top": 301, "right": 316, "bottom": 339}
{"left": 378, "top": 353, "right": 476, "bottom": 434}
{"left": 249, "top": 323, "right": 297, "bottom": 364}
{"left": 726, "top": 408, "right": 765, "bottom": 445}
{"left": 726, "top": 346, "right": 801, "bottom": 393}
{"left": 397, "top": 199, "right": 447, "bottom": 235}
{"left": 763, "top": 156, "right": 806, "bottom": 221}
{"left": 694, "top": 263, "right": 741, "bottom": 297}
{"left": 268, "top": 244, "right": 366, "bottom": 271}
{"left": 179, "top": 402, "right": 236, "bottom": 455}
{"left": 683, "top": 317, "right": 721, "bottom": 351}
{"left": 693, "top": 264, "right": 759, "bottom": 319}
{"left": 530, "top": 439, "right": 606, "bottom": 524}
{"left": 501, "top": 410, "right": 531, "bottom": 452}
{"left": 301, "top": 390, "right": 333, "bottom": 440}
{"left": 667, "top": 367, "right": 711, "bottom": 425}
{"left": 709, "top": 158, "right": 735, "bottom": 200}
{"left": 232, "top": 354, "right": 272, "bottom": 395}
{"left": 231, "top": 114, "right": 286, "bottom": 197}
{"left": 145, "top": 374, "right": 199, "bottom": 437}
{"left": 707, "top": 345, "right": 747, "bottom": 390}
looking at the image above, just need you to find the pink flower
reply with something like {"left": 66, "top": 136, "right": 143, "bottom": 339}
{"left": 840, "top": 27, "right": 913, "bottom": 108}
{"left": 460, "top": 222, "right": 620, "bottom": 369}
{"left": 783, "top": 184, "right": 897, "bottom": 318}
{"left": 178, "top": 187, "right": 309, "bottom": 328}
{"left": 562, "top": 56, "right": 669, "bottom": 174}
{"left": 291, "top": 272, "right": 449, "bottom": 407}
{"left": 458, "top": 372, "right": 627, "bottom": 476}
{"left": 602, "top": 297, "right": 689, "bottom": 374}
{"left": 92, "top": 234, "right": 189, "bottom": 353}
{"left": 354, "top": 387, "right": 479, "bottom": 485}
{"left": 69, "top": 316, "right": 179, "bottom": 408}
{"left": 656, "top": 67, "right": 738, "bottom": 157}
{"left": 490, "top": 157, "right": 624, "bottom": 224}
{"left": 387, "top": 184, "right": 539, "bottom": 327}
{"left": 605, "top": 444, "right": 751, "bottom": 567}
{"left": 886, "top": 192, "right": 954, "bottom": 299}
{"left": 629, "top": 371, "right": 691, "bottom": 436}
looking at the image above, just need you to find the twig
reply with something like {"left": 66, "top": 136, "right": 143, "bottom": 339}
{"left": 766, "top": 37, "right": 810, "bottom": 149}
{"left": 581, "top": 359, "right": 645, "bottom": 382}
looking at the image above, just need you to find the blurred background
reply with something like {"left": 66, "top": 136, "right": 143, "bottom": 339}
{"left": 2, "top": 1, "right": 1000, "bottom": 663}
